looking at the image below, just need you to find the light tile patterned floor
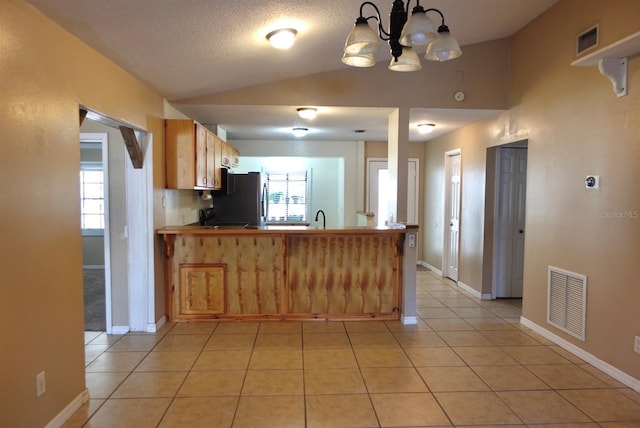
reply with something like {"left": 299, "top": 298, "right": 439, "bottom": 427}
{"left": 67, "top": 269, "right": 640, "bottom": 427}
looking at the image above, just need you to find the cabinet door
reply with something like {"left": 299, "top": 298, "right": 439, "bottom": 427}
{"left": 231, "top": 147, "right": 240, "bottom": 168}
{"left": 221, "top": 142, "right": 231, "bottom": 168}
{"left": 195, "top": 124, "right": 208, "bottom": 187}
{"left": 165, "top": 119, "right": 196, "bottom": 189}
{"left": 179, "top": 264, "right": 225, "bottom": 315}
{"left": 213, "top": 135, "right": 223, "bottom": 189}
{"left": 206, "top": 131, "right": 216, "bottom": 188}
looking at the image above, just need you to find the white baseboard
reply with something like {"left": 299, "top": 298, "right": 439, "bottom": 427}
{"left": 45, "top": 388, "right": 89, "bottom": 428}
{"left": 110, "top": 325, "right": 130, "bottom": 335}
{"left": 457, "top": 281, "right": 481, "bottom": 299}
{"left": 401, "top": 315, "right": 418, "bottom": 325}
{"left": 82, "top": 265, "right": 105, "bottom": 270}
{"left": 420, "top": 261, "right": 442, "bottom": 276}
{"left": 521, "top": 317, "right": 640, "bottom": 393}
{"left": 147, "top": 315, "right": 167, "bottom": 333}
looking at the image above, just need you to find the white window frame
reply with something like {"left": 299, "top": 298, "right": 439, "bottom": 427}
{"left": 265, "top": 170, "right": 311, "bottom": 224}
{"left": 80, "top": 160, "right": 105, "bottom": 236}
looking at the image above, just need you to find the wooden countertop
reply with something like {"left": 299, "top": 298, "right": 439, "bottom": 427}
{"left": 157, "top": 224, "right": 417, "bottom": 236}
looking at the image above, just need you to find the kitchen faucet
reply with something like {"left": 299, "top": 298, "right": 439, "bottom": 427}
{"left": 314, "top": 209, "right": 326, "bottom": 229}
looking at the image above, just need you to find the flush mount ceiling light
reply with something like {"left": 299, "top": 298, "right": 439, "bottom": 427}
{"left": 266, "top": 28, "right": 298, "bottom": 49}
{"left": 342, "top": 1, "right": 462, "bottom": 71}
{"left": 417, "top": 123, "right": 435, "bottom": 134}
{"left": 297, "top": 107, "right": 318, "bottom": 120}
{"left": 292, "top": 127, "right": 309, "bottom": 137}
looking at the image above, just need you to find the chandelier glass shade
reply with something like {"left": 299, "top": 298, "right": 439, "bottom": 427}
{"left": 424, "top": 26, "right": 462, "bottom": 61}
{"left": 342, "top": 1, "right": 462, "bottom": 71}
{"left": 344, "top": 18, "right": 381, "bottom": 55}
{"left": 341, "top": 51, "right": 376, "bottom": 67}
{"left": 388, "top": 46, "right": 421, "bottom": 72}
{"left": 399, "top": 5, "right": 436, "bottom": 46}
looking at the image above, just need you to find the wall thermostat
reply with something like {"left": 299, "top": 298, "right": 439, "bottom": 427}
{"left": 585, "top": 175, "right": 600, "bottom": 189}
{"left": 454, "top": 91, "right": 466, "bottom": 102}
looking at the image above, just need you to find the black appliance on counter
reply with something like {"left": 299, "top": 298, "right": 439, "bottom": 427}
{"left": 199, "top": 171, "right": 264, "bottom": 227}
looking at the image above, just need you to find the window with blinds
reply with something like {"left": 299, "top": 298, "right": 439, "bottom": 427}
{"left": 80, "top": 162, "right": 105, "bottom": 232}
{"left": 265, "top": 171, "right": 309, "bottom": 223}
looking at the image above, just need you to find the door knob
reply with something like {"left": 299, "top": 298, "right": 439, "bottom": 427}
{"left": 519, "top": 230, "right": 524, "bottom": 234}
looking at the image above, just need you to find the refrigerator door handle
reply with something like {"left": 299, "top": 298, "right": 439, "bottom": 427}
{"left": 261, "top": 183, "right": 268, "bottom": 221}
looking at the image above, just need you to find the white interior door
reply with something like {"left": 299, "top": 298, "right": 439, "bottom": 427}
{"left": 367, "top": 158, "right": 419, "bottom": 227}
{"left": 495, "top": 147, "right": 527, "bottom": 297}
{"left": 444, "top": 151, "right": 461, "bottom": 281}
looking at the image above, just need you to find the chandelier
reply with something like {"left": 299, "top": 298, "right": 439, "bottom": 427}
{"left": 342, "top": 0, "right": 462, "bottom": 71}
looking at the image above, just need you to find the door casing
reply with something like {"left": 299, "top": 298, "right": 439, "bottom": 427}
{"left": 367, "top": 158, "right": 419, "bottom": 226}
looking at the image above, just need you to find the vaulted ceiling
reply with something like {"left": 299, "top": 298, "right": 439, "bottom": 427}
{"left": 27, "top": 0, "right": 558, "bottom": 141}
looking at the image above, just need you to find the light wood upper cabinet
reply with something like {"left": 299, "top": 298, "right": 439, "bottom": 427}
{"left": 220, "top": 141, "right": 240, "bottom": 169}
{"left": 205, "top": 131, "right": 216, "bottom": 188}
{"left": 231, "top": 146, "right": 240, "bottom": 168}
{"left": 165, "top": 119, "right": 239, "bottom": 190}
{"left": 221, "top": 141, "right": 231, "bottom": 168}
{"left": 194, "top": 123, "right": 208, "bottom": 188}
{"left": 165, "top": 119, "right": 197, "bottom": 189}
{"left": 213, "top": 135, "right": 223, "bottom": 189}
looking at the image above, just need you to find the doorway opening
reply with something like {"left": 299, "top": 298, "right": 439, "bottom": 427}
{"left": 367, "top": 158, "right": 419, "bottom": 227}
{"left": 492, "top": 142, "right": 528, "bottom": 298}
{"left": 80, "top": 109, "right": 156, "bottom": 334}
{"left": 80, "top": 133, "right": 110, "bottom": 331}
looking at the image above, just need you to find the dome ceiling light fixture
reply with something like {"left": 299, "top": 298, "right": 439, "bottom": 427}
{"left": 266, "top": 28, "right": 298, "bottom": 49}
{"left": 417, "top": 123, "right": 436, "bottom": 134}
{"left": 297, "top": 107, "right": 318, "bottom": 120}
{"left": 292, "top": 127, "right": 309, "bottom": 137}
{"left": 342, "top": 0, "right": 462, "bottom": 71}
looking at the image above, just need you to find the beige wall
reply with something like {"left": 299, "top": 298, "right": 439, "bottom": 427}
{"left": 423, "top": 0, "right": 640, "bottom": 380}
{"left": 514, "top": 0, "right": 640, "bottom": 381}
{"left": 176, "top": 38, "right": 510, "bottom": 109}
{"left": 0, "top": 1, "right": 166, "bottom": 427}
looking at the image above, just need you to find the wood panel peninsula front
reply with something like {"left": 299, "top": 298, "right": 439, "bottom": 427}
{"left": 157, "top": 225, "right": 419, "bottom": 322}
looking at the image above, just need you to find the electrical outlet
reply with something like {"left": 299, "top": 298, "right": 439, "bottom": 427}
{"left": 634, "top": 336, "right": 640, "bottom": 354}
{"left": 36, "top": 371, "right": 46, "bottom": 397}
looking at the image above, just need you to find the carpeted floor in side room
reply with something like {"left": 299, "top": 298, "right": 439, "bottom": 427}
{"left": 83, "top": 269, "right": 106, "bottom": 331}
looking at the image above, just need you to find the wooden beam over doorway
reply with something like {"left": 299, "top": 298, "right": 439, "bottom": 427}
{"left": 119, "top": 126, "right": 144, "bottom": 169}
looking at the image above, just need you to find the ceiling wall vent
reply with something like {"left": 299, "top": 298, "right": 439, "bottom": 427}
{"left": 547, "top": 266, "right": 587, "bottom": 341}
{"left": 577, "top": 25, "right": 599, "bottom": 55}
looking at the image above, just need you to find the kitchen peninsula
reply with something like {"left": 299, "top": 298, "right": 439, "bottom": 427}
{"left": 157, "top": 225, "right": 418, "bottom": 322}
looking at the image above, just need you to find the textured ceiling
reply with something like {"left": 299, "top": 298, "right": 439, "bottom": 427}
{"left": 26, "top": 0, "right": 558, "bottom": 141}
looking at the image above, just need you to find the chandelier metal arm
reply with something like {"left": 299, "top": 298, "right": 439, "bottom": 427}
{"left": 424, "top": 8, "right": 446, "bottom": 27}
{"left": 358, "top": 1, "right": 391, "bottom": 40}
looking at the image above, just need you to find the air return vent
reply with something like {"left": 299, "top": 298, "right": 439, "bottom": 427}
{"left": 547, "top": 266, "right": 587, "bottom": 341}
{"left": 577, "top": 25, "right": 599, "bottom": 55}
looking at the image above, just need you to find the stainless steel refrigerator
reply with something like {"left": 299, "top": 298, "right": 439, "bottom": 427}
{"left": 210, "top": 171, "right": 264, "bottom": 227}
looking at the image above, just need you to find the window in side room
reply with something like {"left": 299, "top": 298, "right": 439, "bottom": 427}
{"left": 80, "top": 162, "right": 105, "bottom": 234}
{"left": 265, "top": 171, "right": 309, "bottom": 224}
